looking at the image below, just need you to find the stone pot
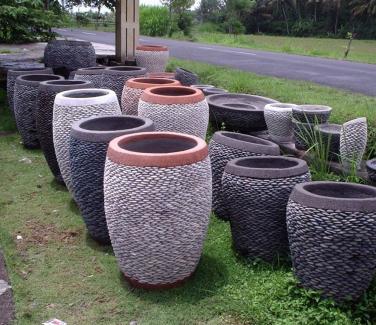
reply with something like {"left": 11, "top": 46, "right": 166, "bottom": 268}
{"left": 121, "top": 77, "right": 180, "bottom": 115}
{"left": 292, "top": 105, "right": 332, "bottom": 124}
{"left": 292, "top": 119, "right": 316, "bottom": 151}
{"left": 138, "top": 86, "right": 209, "bottom": 139}
{"left": 287, "top": 181, "right": 376, "bottom": 302}
{"left": 264, "top": 103, "right": 296, "bottom": 143}
{"left": 366, "top": 159, "right": 376, "bottom": 183}
{"left": 104, "top": 132, "right": 212, "bottom": 289}
{"left": 53, "top": 89, "right": 121, "bottom": 197}
{"left": 207, "top": 93, "right": 278, "bottom": 132}
{"left": 175, "top": 67, "right": 199, "bottom": 86}
{"left": 314, "top": 123, "right": 341, "bottom": 161}
{"left": 44, "top": 40, "right": 96, "bottom": 78}
{"left": 14, "top": 74, "right": 64, "bottom": 149}
{"left": 37, "top": 80, "right": 94, "bottom": 185}
{"left": 70, "top": 115, "right": 154, "bottom": 244}
{"left": 203, "top": 87, "right": 228, "bottom": 96}
{"left": 135, "top": 45, "right": 169, "bottom": 73}
{"left": 147, "top": 72, "right": 176, "bottom": 79}
{"left": 74, "top": 66, "right": 106, "bottom": 88}
{"left": 209, "top": 131, "right": 280, "bottom": 220}
{"left": 222, "top": 156, "right": 310, "bottom": 262}
{"left": 191, "top": 84, "right": 215, "bottom": 92}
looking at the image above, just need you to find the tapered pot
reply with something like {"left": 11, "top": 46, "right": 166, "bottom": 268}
{"left": 53, "top": 89, "right": 121, "bottom": 197}
{"left": 175, "top": 67, "right": 199, "bottom": 86}
{"left": 70, "top": 116, "right": 154, "bottom": 244}
{"left": 138, "top": 86, "right": 209, "bottom": 139}
{"left": 104, "top": 132, "right": 212, "bottom": 288}
{"left": 292, "top": 105, "right": 332, "bottom": 124}
{"left": 135, "top": 45, "right": 169, "bottom": 73}
{"left": 74, "top": 66, "right": 106, "bottom": 87}
{"left": 314, "top": 123, "right": 341, "bottom": 161}
{"left": 287, "top": 181, "right": 376, "bottom": 301}
{"left": 264, "top": 103, "right": 296, "bottom": 143}
{"left": 121, "top": 77, "right": 180, "bottom": 115}
{"left": 37, "top": 80, "right": 94, "bottom": 185}
{"left": 292, "top": 119, "right": 316, "bottom": 151}
{"left": 366, "top": 159, "right": 376, "bottom": 183}
{"left": 14, "top": 74, "right": 64, "bottom": 149}
{"left": 209, "top": 131, "right": 280, "bottom": 220}
{"left": 222, "top": 156, "right": 310, "bottom": 262}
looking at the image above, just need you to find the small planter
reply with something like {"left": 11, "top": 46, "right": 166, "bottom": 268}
{"left": 292, "top": 119, "right": 316, "bottom": 151}
{"left": 138, "top": 86, "right": 209, "bottom": 139}
{"left": 74, "top": 67, "right": 106, "bottom": 87}
{"left": 203, "top": 87, "right": 228, "bottom": 96}
{"left": 366, "top": 159, "right": 376, "bottom": 183}
{"left": 264, "top": 103, "right": 296, "bottom": 143}
{"left": 14, "top": 74, "right": 63, "bottom": 149}
{"left": 287, "top": 181, "right": 376, "bottom": 301}
{"left": 121, "top": 77, "right": 180, "bottom": 115}
{"left": 53, "top": 89, "right": 121, "bottom": 197}
{"left": 175, "top": 67, "right": 199, "bottom": 86}
{"left": 147, "top": 72, "right": 175, "bottom": 79}
{"left": 37, "top": 80, "right": 94, "bottom": 185}
{"left": 222, "top": 156, "right": 310, "bottom": 262}
{"left": 44, "top": 40, "right": 96, "bottom": 78}
{"left": 104, "top": 132, "right": 211, "bottom": 288}
{"left": 209, "top": 131, "right": 280, "bottom": 220}
{"left": 314, "top": 123, "right": 341, "bottom": 161}
{"left": 70, "top": 116, "right": 154, "bottom": 244}
{"left": 135, "top": 45, "right": 169, "bottom": 73}
{"left": 102, "top": 66, "right": 147, "bottom": 103}
{"left": 292, "top": 105, "right": 332, "bottom": 124}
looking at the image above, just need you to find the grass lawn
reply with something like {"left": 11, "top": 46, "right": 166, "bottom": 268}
{"left": 1, "top": 60, "right": 376, "bottom": 324}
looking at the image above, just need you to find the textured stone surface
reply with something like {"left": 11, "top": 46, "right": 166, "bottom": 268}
{"left": 135, "top": 50, "right": 169, "bottom": 73}
{"left": 74, "top": 71, "right": 104, "bottom": 88}
{"left": 121, "top": 86, "right": 143, "bottom": 115}
{"left": 264, "top": 108, "right": 293, "bottom": 142}
{"left": 175, "top": 68, "right": 199, "bottom": 86}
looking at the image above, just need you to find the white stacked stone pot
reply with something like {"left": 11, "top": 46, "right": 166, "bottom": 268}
{"left": 74, "top": 66, "right": 106, "bottom": 87}
{"left": 135, "top": 45, "right": 169, "bottom": 73}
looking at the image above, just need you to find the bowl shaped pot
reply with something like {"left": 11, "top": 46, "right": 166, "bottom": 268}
{"left": 209, "top": 131, "right": 280, "bottom": 220}
{"left": 287, "top": 181, "right": 376, "bottom": 301}
{"left": 74, "top": 66, "right": 106, "bottom": 87}
{"left": 366, "top": 159, "right": 376, "bottom": 183}
{"left": 135, "top": 45, "right": 169, "bottom": 73}
{"left": 314, "top": 123, "right": 341, "bottom": 161}
{"left": 264, "top": 103, "right": 296, "bottom": 143}
{"left": 104, "top": 132, "right": 212, "bottom": 288}
{"left": 292, "top": 105, "right": 332, "bottom": 124}
{"left": 70, "top": 116, "right": 154, "bottom": 244}
{"left": 175, "top": 67, "right": 199, "bottom": 86}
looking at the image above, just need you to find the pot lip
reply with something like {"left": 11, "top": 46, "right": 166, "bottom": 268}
{"left": 54, "top": 88, "right": 118, "bottom": 106}
{"left": 265, "top": 103, "right": 297, "bottom": 112}
{"left": 8, "top": 67, "right": 52, "bottom": 75}
{"left": 191, "top": 84, "right": 215, "bottom": 89}
{"left": 75, "top": 66, "right": 106, "bottom": 75}
{"left": 103, "top": 66, "right": 146, "bottom": 75}
{"left": 107, "top": 131, "right": 208, "bottom": 167}
{"left": 212, "top": 131, "right": 280, "bottom": 155}
{"left": 47, "top": 39, "right": 92, "bottom": 46}
{"left": 290, "top": 181, "right": 376, "bottom": 212}
{"left": 140, "top": 86, "right": 205, "bottom": 104}
{"left": 16, "top": 74, "right": 63, "bottom": 86}
{"left": 293, "top": 104, "right": 332, "bottom": 113}
{"left": 126, "top": 77, "right": 180, "bottom": 90}
{"left": 39, "top": 79, "right": 93, "bottom": 91}
{"left": 366, "top": 158, "right": 376, "bottom": 170}
{"left": 176, "top": 67, "right": 197, "bottom": 75}
{"left": 342, "top": 117, "right": 367, "bottom": 127}
{"left": 225, "top": 156, "right": 308, "bottom": 179}
{"left": 314, "top": 123, "right": 342, "bottom": 134}
{"left": 204, "top": 87, "right": 228, "bottom": 93}
{"left": 71, "top": 115, "right": 154, "bottom": 143}
{"left": 136, "top": 44, "right": 168, "bottom": 51}
{"left": 146, "top": 72, "right": 175, "bottom": 79}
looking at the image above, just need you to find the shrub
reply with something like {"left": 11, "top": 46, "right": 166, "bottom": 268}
{"left": 176, "top": 11, "right": 193, "bottom": 36}
{"left": 140, "top": 5, "right": 169, "bottom": 37}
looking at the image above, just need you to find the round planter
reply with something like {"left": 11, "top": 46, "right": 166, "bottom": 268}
{"left": 121, "top": 77, "right": 180, "bottom": 115}
{"left": 37, "top": 80, "right": 94, "bottom": 185}
{"left": 70, "top": 116, "right": 154, "bottom": 244}
{"left": 191, "top": 84, "right": 215, "bottom": 92}
{"left": 203, "top": 87, "right": 228, "bottom": 96}
{"left": 292, "top": 105, "right": 332, "bottom": 124}
{"left": 104, "top": 132, "right": 212, "bottom": 288}
{"left": 209, "top": 131, "right": 280, "bottom": 220}
{"left": 138, "top": 86, "right": 209, "bottom": 139}
{"left": 44, "top": 40, "right": 96, "bottom": 78}
{"left": 74, "top": 66, "right": 106, "bottom": 87}
{"left": 292, "top": 119, "right": 316, "bottom": 151}
{"left": 175, "top": 67, "right": 199, "bottom": 86}
{"left": 366, "top": 159, "right": 376, "bottom": 183}
{"left": 135, "top": 45, "right": 169, "bottom": 73}
{"left": 14, "top": 74, "right": 64, "bottom": 149}
{"left": 147, "top": 72, "right": 176, "bottom": 79}
{"left": 314, "top": 123, "right": 341, "bottom": 161}
{"left": 207, "top": 93, "right": 279, "bottom": 132}
{"left": 102, "top": 66, "right": 147, "bottom": 103}
{"left": 53, "top": 89, "right": 121, "bottom": 197}
{"left": 222, "top": 156, "right": 310, "bottom": 262}
{"left": 264, "top": 103, "right": 296, "bottom": 143}
{"left": 287, "top": 181, "right": 376, "bottom": 301}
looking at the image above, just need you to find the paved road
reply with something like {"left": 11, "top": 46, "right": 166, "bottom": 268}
{"left": 55, "top": 28, "right": 376, "bottom": 96}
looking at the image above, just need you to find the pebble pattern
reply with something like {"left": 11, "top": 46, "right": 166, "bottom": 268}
{"left": 121, "top": 86, "right": 143, "bottom": 115}
{"left": 74, "top": 71, "right": 104, "bottom": 88}
{"left": 264, "top": 109, "right": 293, "bottom": 142}
{"left": 292, "top": 110, "right": 331, "bottom": 124}
{"left": 367, "top": 161, "right": 376, "bottom": 183}
{"left": 135, "top": 50, "right": 169, "bottom": 73}
{"left": 175, "top": 68, "right": 199, "bottom": 86}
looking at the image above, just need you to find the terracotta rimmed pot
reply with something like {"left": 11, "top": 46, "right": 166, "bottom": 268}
{"left": 222, "top": 156, "right": 310, "bottom": 262}
{"left": 37, "top": 80, "right": 94, "bottom": 185}
{"left": 104, "top": 132, "right": 212, "bottom": 289}
{"left": 287, "top": 181, "right": 376, "bottom": 302}
{"left": 135, "top": 45, "right": 169, "bottom": 73}
{"left": 175, "top": 67, "right": 199, "bottom": 86}
{"left": 292, "top": 119, "right": 317, "bottom": 151}
{"left": 102, "top": 66, "right": 147, "bottom": 102}
{"left": 207, "top": 93, "right": 279, "bottom": 132}
{"left": 14, "top": 74, "right": 64, "bottom": 149}
{"left": 7, "top": 67, "right": 53, "bottom": 118}
{"left": 70, "top": 116, "right": 154, "bottom": 244}
{"left": 209, "top": 131, "right": 280, "bottom": 220}
{"left": 138, "top": 86, "right": 209, "bottom": 139}
{"left": 292, "top": 105, "right": 332, "bottom": 124}
{"left": 53, "top": 88, "right": 121, "bottom": 197}
{"left": 264, "top": 103, "right": 297, "bottom": 143}
{"left": 366, "top": 159, "right": 376, "bottom": 183}
{"left": 121, "top": 77, "right": 181, "bottom": 115}
{"left": 314, "top": 123, "right": 341, "bottom": 161}
{"left": 44, "top": 40, "right": 96, "bottom": 78}
{"left": 147, "top": 72, "right": 175, "bottom": 79}
{"left": 74, "top": 66, "right": 106, "bottom": 87}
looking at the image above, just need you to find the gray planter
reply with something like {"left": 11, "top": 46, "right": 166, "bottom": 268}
{"left": 203, "top": 87, "right": 228, "bottom": 96}
{"left": 287, "top": 181, "right": 376, "bottom": 301}
{"left": 366, "top": 159, "right": 376, "bottom": 183}
{"left": 135, "top": 45, "right": 169, "bottom": 73}
{"left": 314, "top": 123, "right": 341, "bottom": 161}
{"left": 292, "top": 119, "right": 316, "bottom": 151}
{"left": 292, "top": 105, "right": 332, "bottom": 124}
{"left": 74, "top": 66, "right": 106, "bottom": 87}
{"left": 264, "top": 103, "right": 296, "bottom": 143}
{"left": 175, "top": 67, "right": 199, "bottom": 86}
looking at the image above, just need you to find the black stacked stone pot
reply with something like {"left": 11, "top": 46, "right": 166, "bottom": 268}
{"left": 292, "top": 119, "right": 316, "bottom": 151}
{"left": 366, "top": 159, "right": 376, "bottom": 183}
{"left": 74, "top": 67, "right": 106, "bottom": 88}
{"left": 314, "top": 123, "right": 341, "bottom": 161}
{"left": 175, "top": 67, "right": 199, "bottom": 86}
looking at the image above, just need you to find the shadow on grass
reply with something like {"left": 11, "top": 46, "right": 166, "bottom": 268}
{"left": 49, "top": 179, "right": 68, "bottom": 192}
{"left": 85, "top": 232, "right": 114, "bottom": 254}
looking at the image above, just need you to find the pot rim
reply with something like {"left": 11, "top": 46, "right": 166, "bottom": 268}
{"left": 342, "top": 117, "right": 367, "bottom": 127}
{"left": 107, "top": 131, "right": 208, "bottom": 167}
{"left": 47, "top": 40, "right": 92, "bottom": 46}
{"left": 75, "top": 66, "right": 106, "bottom": 75}
{"left": 16, "top": 74, "right": 63, "bottom": 86}
{"left": 314, "top": 123, "right": 341, "bottom": 134}
{"left": 136, "top": 44, "right": 168, "bottom": 52}
{"left": 176, "top": 67, "right": 197, "bottom": 76}
{"left": 39, "top": 79, "right": 93, "bottom": 92}
{"left": 293, "top": 104, "right": 332, "bottom": 113}
{"left": 126, "top": 77, "right": 180, "bottom": 90}
{"left": 191, "top": 84, "right": 215, "bottom": 90}
{"left": 366, "top": 158, "right": 376, "bottom": 171}
{"left": 103, "top": 66, "right": 146, "bottom": 75}
{"left": 140, "top": 86, "right": 205, "bottom": 105}
{"left": 9, "top": 67, "right": 52, "bottom": 75}
{"left": 265, "top": 103, "right": 297, "bottom": 112}
{"left": 204, "top": 87, "right": 228, "bottom": 93}
{"left": 54, "top": 88, "right": 117, "bottom": 106}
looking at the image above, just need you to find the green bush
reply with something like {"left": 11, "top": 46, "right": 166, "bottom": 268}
{"left": 140, "top": 5, "right": 169, "bottom": 37}
{"left": 176, "top": 11, "right": 193, "bottom": 36}
{"left": 197, "top": 22, "right": 221, "bottom": 33}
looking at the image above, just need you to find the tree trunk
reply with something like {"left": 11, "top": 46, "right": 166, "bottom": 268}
{"left": 282, "top": 3, "right": 289, "bottom": 34}
{"left": 334, "top": 0, "right": 341, "bottom": 34}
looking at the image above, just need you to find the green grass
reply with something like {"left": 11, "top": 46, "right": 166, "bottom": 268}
{"left": 1, "top": 61, "right": 376, "bottom": 324}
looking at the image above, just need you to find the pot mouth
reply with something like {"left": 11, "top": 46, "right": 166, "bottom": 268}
{"left": 204, "top": 88, "right": 228, "bottom": 94}
{"left": 315, "top": 123, "right": 341, "bottom": 134}
{"left": 106, "top": 66, "right": 145, "bottom": 72}
{"left": 223, "top": 103, "right": 257, "bottom": 110}
{"left": 17, "top": 74, "right": 62, "bottom": 84}
{"left": 136, "top": 44, "right": 168, "bottom": 51}
{"left": 265, "top": 103, "right": 297, "bottom": 112}
{"left": 294, "top": 105, "right": 332, "bottom": 113}
{"left": 342, "top": 117, "right": 367, "bottom": 127}
{"left": 191, "top": 84, "right": 215, "bottom": 90}
{"left": 366, "top": 158, "right": 376, "bottom": 170}
{"left": 10, "top": 67, "right": 50, "bottom": 73}
{"left": 48, "top": 40, "right": 91, "bottom": 46}
{"left": 126, "top": 77, "right": 180, "bottom": 89}
{"left": 141, "top": 86, "right": 205, "bottom": 104}
{"left": 207, "top": 93, "right": 278, "bottom": 111}
{"left": 78, "top": 67, "right": 105, "bottom": 71}
{"left": 176, "top": 67, "right": 196, "bottom": 75}
{"left": 107, "top": 132, "right": 208, "bottom": 167}
{"left": 41, "top": 80, "right": 88, "bottom": 86}
{"left": 63, "top": 90, "right": 109, "bottom": 98}
{"left": 55, "top": 88, "right": 117, "bottom": 106}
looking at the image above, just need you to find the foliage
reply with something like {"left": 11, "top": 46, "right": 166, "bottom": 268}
{"left": 140, "top": 5, "right": 170, "bottom": 36}
{"left": 176, "top": 11, "right": 194, "bottom": 36}
{"left": 65, "top": 0, "right": 115, "bottom": 11}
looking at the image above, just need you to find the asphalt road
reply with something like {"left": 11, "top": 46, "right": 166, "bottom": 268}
{"left": 55, "top": 28, "right": 376, "bottom": 96}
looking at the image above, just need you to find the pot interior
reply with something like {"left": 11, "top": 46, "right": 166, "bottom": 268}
{"left": 14, "top": 68, "right": 46, "bottom": 72}
{"left": 296, "top": 105, "right": 331, "bottom": 112}
{"left": 82, "top": 67, "right": 105, "bottom": 70}
{"left": 46, "top": 80, "right": 87, "bottom": 86}
{"left": 21, "top": 74, "right": 60, "bottom": 82}
{"left": 135, "top": 78, "right": 175, "bottom": 85}
{"left": 63, "top": 90, "right": 108, "bottom": 98}
{"left": 304, "top": 183, "right": 376, "bottom": 199}
{"left": 80, "top": 117, "right": 145, "bottom": 131}
{"left": 109, "top": 66, "right": 143, "bottom": 71}
{"left": 223, "top": 103, "right": 257, "bottom": 110}
{"left": 223, "top": 132, "right": 272, "bottom": 145}
{"left": 236, "top": 157, "right": 298, "bottom": 169}
{"left": 149, "top": 87, "right": 196, "bottom": 97}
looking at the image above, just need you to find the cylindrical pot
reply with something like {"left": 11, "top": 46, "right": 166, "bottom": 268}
{"left": 314, "top": 123, "right": 341, "bottom": 161}
{"left": 147, "top": 72, "right": 175, "bottom": 79}
{"left": 135, "top": 45, "right": 169, "bottom": 73}
{"left": 264, "top": 103, "right": 296, "bottom": 143}
{"left": 121, "top": 77, "right": 180, "bottom": 115}
{"left": 74, "top": 66, "right": 106, "bottom": 87}
{"left": 102, "top": 66, "right": 147, "bottom": 103}
{"left": 104, "top": 132, "right": 212, "bottom": 288}
{"left": 37, "top": 80, "right": 94, "bottom": 185}
{"left": 366, "top": 159, "right": 376, "bottom": 183}
{"left": 175, "top": 67, "right": 199, "bottom": 86}
{"left": 292, "top": 119, "right": 317, "bottom": 151}
{"left": 292, "top": 105, "right": 332, "bottom": 124}
{"left": 209, "top": 131, "right": 280, "bottom": 220}
{"left": 70, "top": 116, "right": 154, "bottom": 244}
{"left": 44, "top": 40, "right": 96, "bottom": 78}
{"left": 222, "top": 156, "right": 310, "bottom": 262}
{"left": 138, "top": 86, "right": 209, "bottom": 139}
{"left": 14, "top": 74, "right": 64, "bottom": 149}
{"left": 53, "top": 89, "right": 121, "bottom": 197}
{"left": 287, "top": 181, "right": 376, "bottom": 301}
{"left": 203, "top": 87, "right": 228, "bottom": 96}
